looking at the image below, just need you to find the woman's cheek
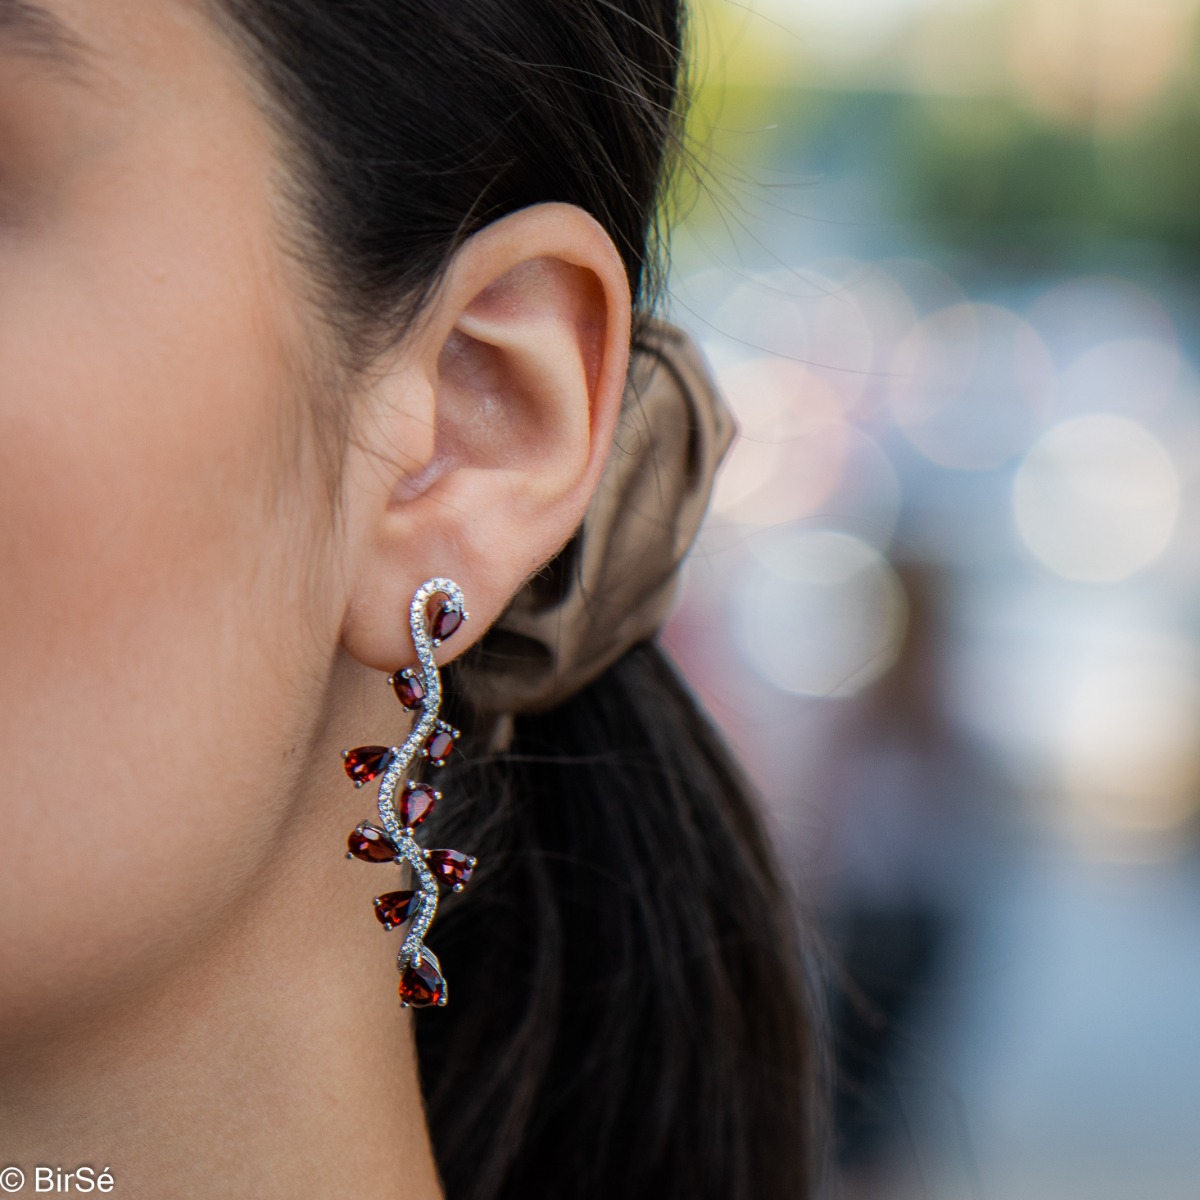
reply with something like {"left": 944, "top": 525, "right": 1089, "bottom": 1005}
{"left": 0, "top": 125, "right": 331, "bottom": 1042}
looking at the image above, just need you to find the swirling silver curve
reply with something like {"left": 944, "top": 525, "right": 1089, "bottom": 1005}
{"left": 375, "top": 577, "right": 467, "bottom": 983}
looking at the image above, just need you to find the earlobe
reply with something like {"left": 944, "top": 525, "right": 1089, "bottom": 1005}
{"left": 337, "top": 203, "right": 632, "bottom": 675}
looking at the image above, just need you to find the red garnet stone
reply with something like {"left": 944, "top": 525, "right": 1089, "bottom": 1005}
{"left": 346, "top": 822, "right": 397, "bottom": 863}
{"left": 390, "top": 670, "right": 426, "bottom": 710}
{"left": 427, "top": 849, "right": 476, "bottom": 889}
{"left": 431, "top": 603, "right": 463, "bottom": 643}
{"left": 398, "top": 955, "right": 445, "bottom": 1007}
{"left": 400, "top": 781, "right": 437, "bottom": 829}
{"left": 373, "top": 889, "right": 420, "bottom": 930}
{"left": 341, "top": 745, "right": 395, "bottom": 788}
{"left": 425, "top": 729, "right": 456, "bottom": 767}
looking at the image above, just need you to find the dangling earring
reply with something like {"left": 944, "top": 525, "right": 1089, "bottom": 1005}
{"left": 340, "top": 577, "right": 475, "bottom": 1008}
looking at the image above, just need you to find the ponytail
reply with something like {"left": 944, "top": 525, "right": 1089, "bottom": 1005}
{"left": 420, "top": 642, "right": 823, "bottom": 1200}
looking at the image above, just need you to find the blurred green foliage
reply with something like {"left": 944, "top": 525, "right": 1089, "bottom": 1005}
{"left": 683, "top": 0, "right": 1200, "bottom": 271}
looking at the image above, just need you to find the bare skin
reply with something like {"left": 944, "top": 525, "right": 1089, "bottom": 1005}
{"left": 0, "top": 1, "right": 631, "bottom": 1196}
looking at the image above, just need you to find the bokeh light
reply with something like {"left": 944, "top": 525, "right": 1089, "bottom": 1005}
{"left": 1007, "top": 0, "right": 1193, "bottom": 133}
{"left": 709, "top": 267, "right": 878, "bottom": 408}
{"left": 1026, "top": 277, "right": 1178, "bottom": 365}
{"left": 732, "top": 528, "right": 908, "bottom": 697}
{"left": 889, "top": 302, "right": 1054, "bottom": 470}
{"left": 710, "top": 358, "right": 849, "bottom": 526}
{"left": 1012, "top": 415, "right": 1180, "bottom": 582}
{"left": 1052, "top": 338, "right": 1183, "bottom": 423}
{"left": 1057, "top": 631, "right": 1200, "bottom": 849}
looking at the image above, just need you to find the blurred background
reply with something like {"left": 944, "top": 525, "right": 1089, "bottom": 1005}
{"left": 660, "top": 1, "right": 1200, "bottom": 1196}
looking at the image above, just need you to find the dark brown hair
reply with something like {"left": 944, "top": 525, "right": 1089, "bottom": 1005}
{"left": 210, "top": 2, "right": 824, "bottom": 1196}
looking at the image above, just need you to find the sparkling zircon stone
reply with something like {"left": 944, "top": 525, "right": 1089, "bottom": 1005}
{"left": 431, "top": 603, "right": 463, "bottom": 643}
{"left": 427, "top": 849, "right": 476, "bottom": 890}
{"left": 373, "top": 890, "right": 420, "bottom": 930}
{"left": 341, "top": 745, "right": 395, "bottom": 788}
{"left": 424, "top": 729, "right": 456, "bottom": 767}
{"left": 400, "top": 781, "right": 437, "bottom": 830}
{"left": 390, "top": 670, "right": 426, "bottom": 710}
{"left": 398, "top": 954, "right": 446, "bottom": 1007}
{"left": 346, "top": 822, "right": 397, "bottom": 863}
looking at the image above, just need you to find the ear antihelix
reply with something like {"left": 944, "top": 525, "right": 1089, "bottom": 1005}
{"left": 339, "top": 577, "right": 475, "bottom": 1009}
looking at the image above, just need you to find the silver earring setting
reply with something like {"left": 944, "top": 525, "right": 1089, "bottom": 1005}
{"left": 341, "top": 578, "right": 475, "bottom": 1008}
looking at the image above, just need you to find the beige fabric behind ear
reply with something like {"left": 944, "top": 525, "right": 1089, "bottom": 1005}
{"left": 453, "top": 318, "right": 735, "bottom": 718}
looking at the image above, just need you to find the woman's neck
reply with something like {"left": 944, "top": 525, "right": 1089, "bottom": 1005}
{"left": 0, "top": 787, "right": 444, "bottom": 1200}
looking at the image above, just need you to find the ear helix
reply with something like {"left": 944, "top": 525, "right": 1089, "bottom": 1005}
{"left": 339, "top": 578, "right": 475, "bottom": 1009}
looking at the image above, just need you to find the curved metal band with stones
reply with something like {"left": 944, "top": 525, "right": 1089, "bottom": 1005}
{"left": 375, "top": 577, "right": 464, "bottom": 976}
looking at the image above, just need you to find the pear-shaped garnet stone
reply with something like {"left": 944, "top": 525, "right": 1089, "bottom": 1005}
{"left": 425, "top": 730, "right": 456, "bottom": 767}
{"left": 341, "top": 745, "right": 395, "bottom": 788}
{"left": 346, "top": 822, "right": 397, "bottom": 863}
{"left": 399, "top": 954, "right": 446, "bottom": 1007}
{"left": 427, "top": 849, "right": 476, "bottom": 889}
{"left": 400, "top": 780, "right": 437, "bottom": 829}
{"left": 373, "top": 889, "right": 420, "bottom": 930}
{"left": 390, "top": 670, "right": 426, "bottom": 710}
{"left": 431, "top": 603, "right": 463, "bottom": 643}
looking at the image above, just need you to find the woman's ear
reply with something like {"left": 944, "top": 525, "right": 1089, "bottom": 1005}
{"left": 336, "top": 202, "right": 632, "bottom": 670}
